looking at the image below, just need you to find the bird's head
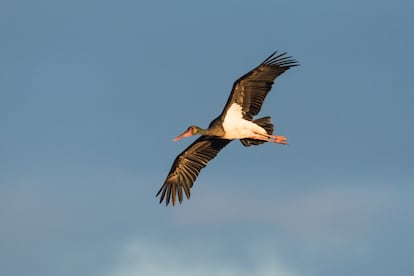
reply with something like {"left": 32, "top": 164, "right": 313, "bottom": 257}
{"left": 173, "top": 125, "right": 204, "bottom": 141}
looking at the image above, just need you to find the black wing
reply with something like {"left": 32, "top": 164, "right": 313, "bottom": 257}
{"left": 221, "top": 51, "right": 299, "bottom": 120}
{"left": 157, "top": 136, "right": 231, "bottom": 206}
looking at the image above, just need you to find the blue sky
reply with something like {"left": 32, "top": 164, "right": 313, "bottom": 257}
{"left": 1, "top": 0, "right": 413, "bottom": 275}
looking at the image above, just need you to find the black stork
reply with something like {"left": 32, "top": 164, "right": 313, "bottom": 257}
{"left": 157, "top": 51, "right": 299, "bottom": 206}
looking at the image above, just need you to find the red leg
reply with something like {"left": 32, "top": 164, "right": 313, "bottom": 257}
{"left": 271, "top": 135, "right": 287, "bottom": 145}
{"left": 251, "top": 132, "right": 288, "bottom": 145}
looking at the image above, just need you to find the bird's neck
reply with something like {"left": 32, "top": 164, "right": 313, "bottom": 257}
{"left": 197, "top": 124, "right": 224, "bottom": 137}
{"left": 194, "top": 126, "right": 210, "bottom": 135}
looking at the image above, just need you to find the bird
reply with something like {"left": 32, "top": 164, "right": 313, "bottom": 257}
{"left": 156, "top": 51, "right": 299, "bottom": 206}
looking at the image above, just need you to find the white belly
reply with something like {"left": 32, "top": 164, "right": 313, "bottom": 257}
{"left": 222, "top": 103, "right": 266, "bottom": 139}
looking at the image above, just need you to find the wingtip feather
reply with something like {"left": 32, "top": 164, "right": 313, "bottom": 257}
{"left": 262, "top": 51, "right": 299, "bottom": 68}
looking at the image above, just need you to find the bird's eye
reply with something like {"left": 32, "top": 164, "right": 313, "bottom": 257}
{"left": 189, "top": 126, "right": 197, "bottom": 134}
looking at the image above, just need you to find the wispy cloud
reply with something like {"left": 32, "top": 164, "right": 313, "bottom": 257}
{"left": 105, "top": 238, "right": 300, "bottom": 276}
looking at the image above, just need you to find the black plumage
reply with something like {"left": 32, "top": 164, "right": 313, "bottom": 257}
{"left": 157, "top": 51, "right": 299, "bottom": 206}
{"left": 157, "top": 136, "right": 231, "bottom": 206}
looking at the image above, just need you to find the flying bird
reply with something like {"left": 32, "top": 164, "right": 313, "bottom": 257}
{"left": 157, "top": 51, "right": 299, "bottom": 206}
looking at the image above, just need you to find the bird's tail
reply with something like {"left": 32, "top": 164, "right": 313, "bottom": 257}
{"left": 240, "top": 116, "right": 274, "bottom": 147}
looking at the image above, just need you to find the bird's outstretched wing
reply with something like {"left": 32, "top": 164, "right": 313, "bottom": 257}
{"left": 221, "top": 51, "right": 299, "bottom": 120}
{"left": 157, "top": 136, "right": 231, "bottom": 206}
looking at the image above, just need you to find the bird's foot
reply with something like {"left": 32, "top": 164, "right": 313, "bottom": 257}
{"left": 271, "top": 135, "right": 287, "bottom": 145}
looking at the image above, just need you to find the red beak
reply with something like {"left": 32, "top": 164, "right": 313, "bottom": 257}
{"left": 173, "top": 129, "right": 193, "bottom": 141}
